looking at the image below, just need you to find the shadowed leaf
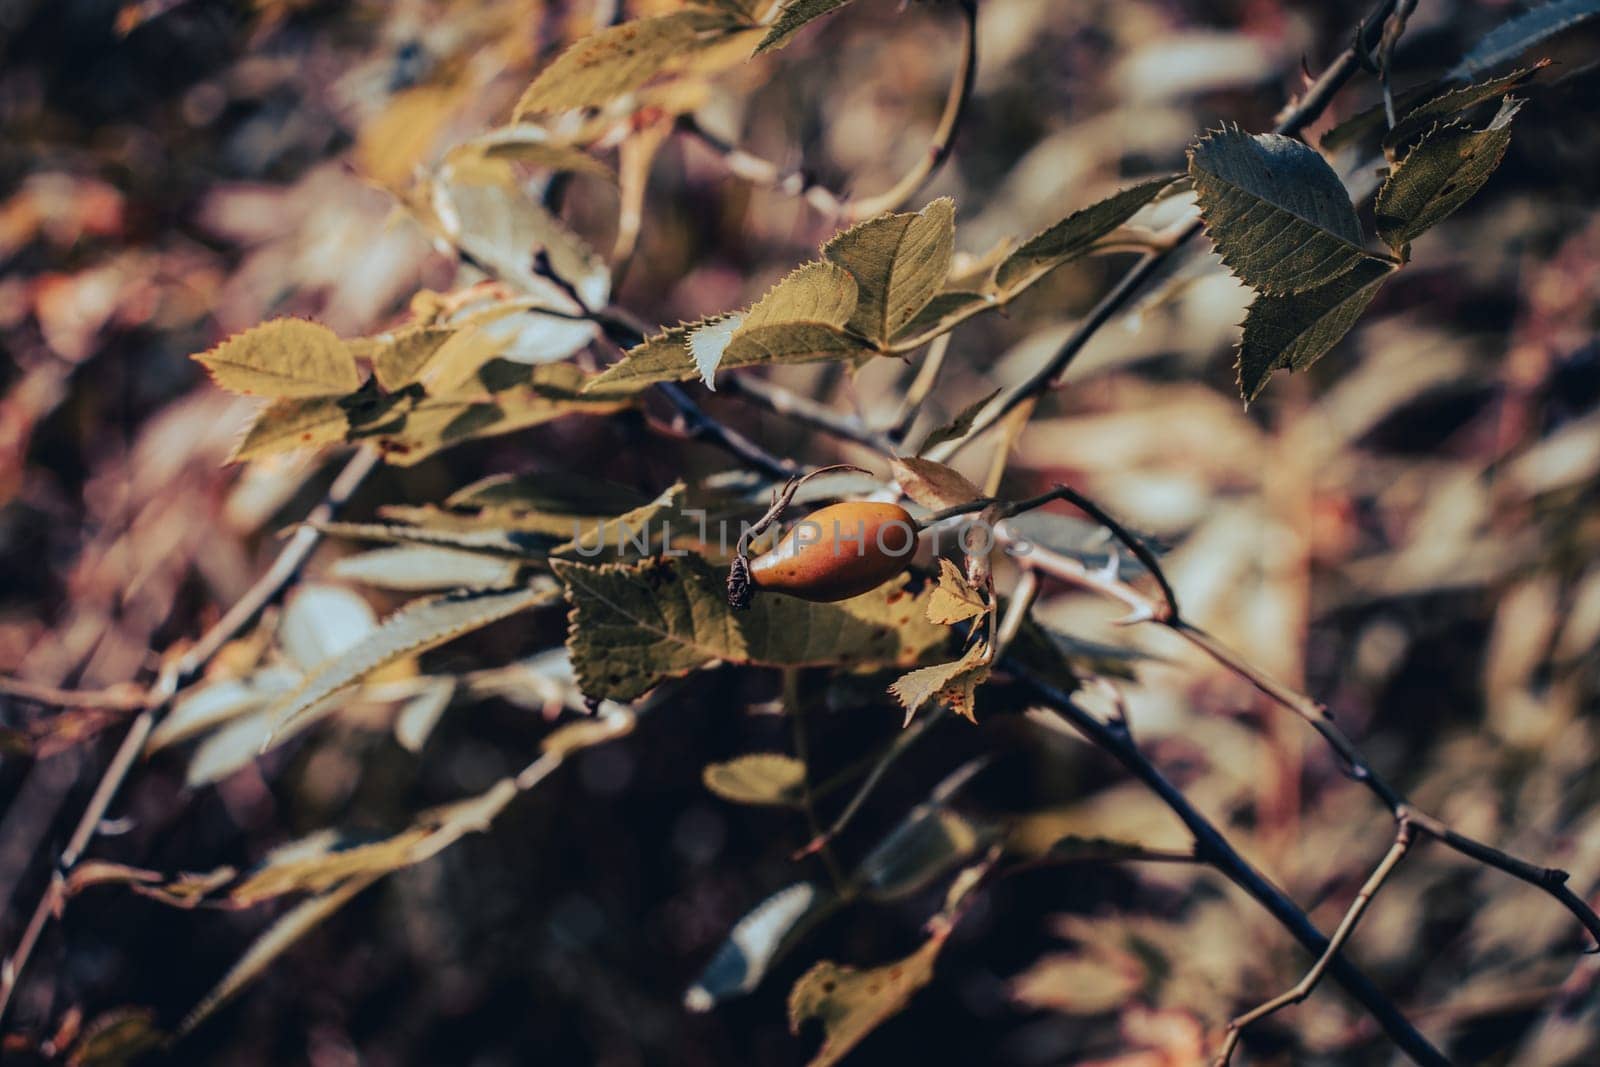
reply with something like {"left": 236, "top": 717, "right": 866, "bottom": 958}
{"left": 892, "top": 455, "right": 983, "bottom": 510}
{"left": 1375, "top": 99, "right": 1522, "bottom": 250}
{"left": 1236, "top": 256, "right": 1395, "bottom": 401}
{"left": 1189, "top": 128, "right": 1367, "bottom": 294}
{"left": 925, "top": 558, "right": 986, "bottom": 625}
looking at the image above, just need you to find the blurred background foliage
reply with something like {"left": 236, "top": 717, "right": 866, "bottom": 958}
{"left": 1, "top": 0, "right": 1599, "bottom": 1064}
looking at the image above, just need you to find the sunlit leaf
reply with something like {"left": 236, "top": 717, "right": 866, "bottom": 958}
{"left": 687, "top": 882, "right": 839, "bottom": 1011}
{"left": 444, "top": 125, "right": 614, "bottom": 181}
{"left": 1235, "top": 256, "right": 1396, "bottom": 402}
{"left": 331, "top": 544, "right": 523, "bottom": 591}
{"left": 823, "top": 198, "right": 955, "bottom": 343}
{"left": 587, "top": 262, "right": 867, "bottom": 388}
{"left": 514, "top": 9, "right": 752, "bottom": 117}
{"left": 925, "top": 558, "right": 986, "bottom": 625}
{"left": 393, "top": 676, "right": 456, "bottom": 752}
{"left": 194, "top": 319, "right": 361, "bottom": 398}
{"left": 1375, "top": 99, "right": 1521, "bottom": 251}
{"left": 889, "top": 639, "right": 990, "bottom": 725}
{"left": 702, "top": 753, "right": 807, "bottom": 806}
{"left": 1189, "top": 128, "right": 1367, "bottom": 294}
{"left": 552, "top": 555, "right": 949, "bottom": 701}
{"left": 145, "top": 666, "right": 300, "bottom": 753}
{"left": 230, "top": 395, "right": 349, "bottom": 462}
{"left": 993, "top": 176, "right": 1178, "bottom": 293}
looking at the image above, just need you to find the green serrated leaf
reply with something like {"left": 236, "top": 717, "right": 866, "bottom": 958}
{"left": 552, "top": 555, "right": 949, "bottom": 701}
{"left": 195, "top": 319, "right": 361, "bottom": 398}
{"left": 1375, "top": 99, "right": 1522, "bottom": 251}
{"left": 756, "top": 0, "right": 855, "bottom": 54}
{"left": 264, "top": 584, "right": 560, "bottom": 741}
{"left": 515, "top": 9, "right": 749, "bottom": 117}
{"left": 1189, "top": 128, "right": 1367, "bottom": 294}
{"left": 994, "top": 176, "right": 1178, "bottom": 293}
{"left": 823, "top": 198, "right": 955, "bottom": 343}
{"left": 702, "top": 753, "right": 807, "bottom": 806}
{"left": 1236, "top": 255, "right": 1395, "bottom": 402}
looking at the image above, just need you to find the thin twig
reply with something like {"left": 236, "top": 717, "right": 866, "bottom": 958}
{"left": 680, "top": 0, "right": 978, "bottom": 225}
{"left": 889, "top": 334, "right": 952, "bottom": 446}
{"left": 794, "top": 709, "right": 941, "bottom": 860}
{"left": 785, "top": 669, "right": 847, "bottom": 889}
{"left": 1013, "top": 665, "right": 1448, "bottom": 1067}
{"left": 1214, "top": 820, "right": 1416, "bottom": 1065}
{"left": 928, "top": 0, "right": 1403, "bottom": 463}
{"left": 1012, "top": 512, "right": 1600, "bottom": 953}
{"left": 0, "top": 445, "right": 381, "bottom": 1026}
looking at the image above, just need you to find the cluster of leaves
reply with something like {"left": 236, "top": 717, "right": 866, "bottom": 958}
{"left": 15, "top": 0, "right": 1600, "bottom": 1063}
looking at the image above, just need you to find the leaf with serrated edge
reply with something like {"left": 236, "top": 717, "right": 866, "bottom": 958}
{"left": 515, "top": 9, "right": 749, "bottom": 117}
{"left": 553, "top": 555, "right": 948, "bottom": 701}
{"left": 824, "top": 198, "right": 954, "bottom": 343}
{"left": 1236, "top": 256, "right": 1395, "bottom": 402}
{"left": 889, "top": 290, "right": 991, "bottom": 348}
{"left": 1320, "top": 64, "right": 1543, "bottom": 152}
{"left": 994, "top": 177, "right": 1178, "bottom": 293}
{"left": 689, "top": 315, "right": 743, "bottom": 390}
{"left": 1375, "top": 99, "right": 1521, "bottom": 251}
{"left": 889, "top": 640, "right": 990, "bottom": 725}
{"left": 892, "top": 455, "right": 983, "bottom": 510}
{"left": 703, "top": 754, "right": 807, "bottom": 806}
{"left": 264, "top": 584, "right": 560, "bottom": 741}
{"left": 587, "top": 263, "right": 865, "bottom": 388}
{"left": 1189, "top": 128, "right": 1367, "bottom": 294}
{"left": 195, "top": 319, "right": 360, "bottom": 398}
{"left": 925, "top": 558, "right": 986, "bottom": 625}
{"left": 756, "top": 0, "right": 854, "bottom": 54}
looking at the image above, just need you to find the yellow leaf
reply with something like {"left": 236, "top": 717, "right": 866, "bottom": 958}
{"left": 824, "top": 198, "right": 955, "bottom": 343}
{"left": 925, "top": 558, "right": 986, "bottom": 625}
{"left": 514, "top": 9, "right": 750, "bottom": 117}
{"left": 195, "top": 319, "right": 361, "bottom": 398}
{"left": 703, "top": 754, "right": 807, "bottom": 806}
{"left": 888, "top": 640, "right": 990, "bottom": 725}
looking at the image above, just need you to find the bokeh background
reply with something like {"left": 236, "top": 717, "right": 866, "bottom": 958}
{"left": 2, "top": 0, "right": 1599, "bottom": 1064}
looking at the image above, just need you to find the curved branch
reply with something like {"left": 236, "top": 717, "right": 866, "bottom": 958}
{"left": 679, "top": 0, "right": 978, "bottom": 224}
